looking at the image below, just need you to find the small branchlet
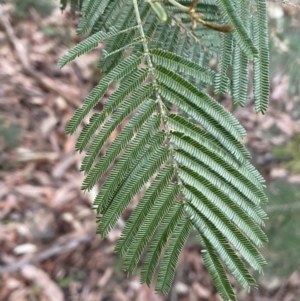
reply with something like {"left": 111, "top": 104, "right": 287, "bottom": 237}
{"left": 168, "top": 0, "right": 234, "bottom": 33}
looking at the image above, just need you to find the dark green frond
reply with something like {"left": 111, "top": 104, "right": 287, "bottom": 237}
{"left": 179, "top": 165, "right": 267, "bottom": 225}
{"left": 179, "top": 168, "right": 268, "bottom": 246}
{"left": 167, "top": 116, "right": 263, "bottom": 189}
{"left": 164, "top": 25, "right": 180, "bottom": 52}
{"left": 159, "top": 86, "right": 251, "bottom": 162}
{"left": 150, "top": 19, "right": 172, "bottom": 49}
{"left": 80, "top": 93, "right": 146, "bottom": 173}
{"left": 66, "top": 54, "right": 142, "bottom": 135}
{"left": 115, "top": 165, "right": 175, "bottom": 256}
{"left": 214, "top": 32, "right": 232, "bottom": 95}
{"left": 184, "top": 194, "right": 267, "bottom": 272}
{"left": 90, "top": 0, "right": 128, "bottom": 34}
{"left": 141, "top": 202, "right": 185, "bottom": 286}
{"left": 99, "top": 35, "right": 138, "bottom": 73}
{"left": 58, "top": 26, "right": 137, "bottom": 68}
{"left": 215, "top": 0, "right": 258, "bottom": 58}
{"left": 123, "top": 183, "right": 180, "bottom": 273}
{"left": 82, "top": 106, "right": 159, "bottom": 192}
{"left": 171, "top": 133, "right": 265, "bottom": 200}
{"left": 60, "top": 0, "right": 270, "bottom": 298}
{"left": 199, "top": 235, "right": 236, "bottom": 301}
{"left": 155, "top": 218, "right": 193, "bottom": 295}
{"left": 175, "top": 32, "right": 191, "bottom": 59}
{"left": 97, "top": 145, "right": 169, "bottom": 237}
{"left": 150, "top": 49, "right": 215, "bottom": 85}
{"left": 80, "top": 83, "right": 153, "bottom": 173}
{"left": 91, "top": 111, "right": 160, "bottom": 206}
{"left": 75, "top": 69, "right": 149, "bottom": 152}
{"left": 77, "top": 0, "right": 110, "bottom": 35}
{"left": 176, "top": 150, "right": 265, "bottom": 209}
{"left": 232, "top": 0, "right": 250, "bottom": 106}
{"left": 252, "top": 0, "right": 270, "bottom": 113}
{"left": 155, "top": 66, "right": 246, "bottom": 140}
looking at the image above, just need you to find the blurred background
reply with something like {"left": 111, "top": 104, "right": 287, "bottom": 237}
{"left": 0, "top": 1, "right": 300, "bottom": 300}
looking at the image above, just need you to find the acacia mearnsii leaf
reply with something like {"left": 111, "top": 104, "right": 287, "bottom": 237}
{"left": 80, "top": 0, "right": 96, "bottom": 17}
{"left": 176, "top": 148, "right": 266, "bottom": 208}
{"left": 99, "top": 2, "right": 150, "bottom": 72}
{"left": 232, "top": 44, "right": 249, "bottom": 106}
{"left": 198, "top": 235, "right": 236, "bottom": 301}
{"left": 198, "top": 51, "right": 212, "bottom": 90}
{"left": 183, "top": 168, "right": 268, "bottom": 246}
{"left": 184, "top": 188, "right": 267, "bottom": 271}
{"left": 89, "top": 131, "right": 166, "bottom": 210}
{"left": 155, "top": 218, "right": 193, "bottom": 295}
{"left": 60, "top": 0, "right": 271, "bottom": 299}
{"left": 167, "top": 114, "right": 223, "bottom": 152}
{"left": 175, "top": 152, "right": 267, "bottom": 221}
{"left": 179, "top": 168, "right": 267, "bottom": 246}
{"left": 80, "top": 83, "right": 153, "bottom": 173}
{"left": 170, "top": 132, "right": 265, "bottom": 200}
{"left": 141, "top": 202, "right": 185, "bottom": 286}
{"left": 115, "top": 165, "right": 175, "bottom": 256}
{"left": 77, "top": 0, "right": 110, "bottom": 35}
{"left": 164, "top": 25, "right": 180, "bottom": 52}
{"left": 58, "top": 26, "right": 137, "bottom": 68}
{"left": 80, "top": 92, "right": 149, "bottom": 173}
{"left": 92, "top": 112, "right": 160, "bottom": 212}
{"left": 253, "top": 0, "right": 270, "bottom": 113}
{"left": 158, "top": 85, "right": 251, "bottom": 162}
{"left": 75, "top": 69, "right": 149, "bottom": 152}
{"left": 150, "top": 48, "right": 215, "bottom": 85}
{"left": 99, "top": 27, "right": 139, "bottom": 72}
{"left": 232, "top": 0, "right": 250, "bottom": 106}
{"left": 65, "top": 54, "right": 142, "bottom": 135}
{"left": 98, "top": 144, "right": 169, "bottom": 237}
{"left": 155, "top": 66, "right": 246, "bottom": 140}
{"left": 150, "top": 18, "right": 172, "bottom": 49}
{"left": 123, "top": 183, "right": 180, "bottom": 273}
{"left": 188, "top": 209, "right": 259, "bottom": 292}
{"left": 95, "top": 130, "right": 166, "bottom": 217}
{"left": 166, "top": 114, "right": 264, "bottom": 187}
{"left": 187, "top": 42, "right": 213, "bottom": 90}
{"left": 215, "top": 0, "right": 258, "bottom": 58}
{"left": 195, "top": 218, "right": 258, "bottom": 290}
{"left": 66, "top": 55, "right": 142, "bottom": 134}
{"left": 175, "top": 32, "right": 190, "bottom": 58}
{"left": 96, "top": 130, "right": 165, "bottom": 203}
{"left": 133, "top": 10, "right": 159, "bottom": 54}
{"left": 85, "top": 103, "right": 159, "bottom": 194}
{"left": 214, "top": 32, "right": 232, "bottom": 95}
{"left": 90, "top": 0, "right": 128, "bottom": 34}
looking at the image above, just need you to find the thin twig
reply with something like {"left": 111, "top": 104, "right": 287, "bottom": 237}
{"left": 133, "top": 0, "right": 184, "bottom": 188}
{"left": 167, "top": 0, "right": 233, "bottom": 32}
{"left": 0, "top": 232, "right": 94, "bottom": 274}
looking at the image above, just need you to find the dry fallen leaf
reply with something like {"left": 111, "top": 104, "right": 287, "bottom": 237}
{"left": 21, "top": 265, "right": 64, "bottom": 301}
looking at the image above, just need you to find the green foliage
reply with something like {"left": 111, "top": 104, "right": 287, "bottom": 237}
{"left": 264, "top": 180, "right": 300, "bottom": 277}
{"left": 12, "top": 0, "right": 55, "bottom": 18}
{"left": 59, "top": 0, "right": 271, "bottom": 300}
{"left": 269, "top": 7, "right": 300, "bottom": 95}
{"left": 272, "top": 133, "right": 300, "bottom": 174}
{"left": 0, "top": 119, "right": 20, "bottom": 151}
